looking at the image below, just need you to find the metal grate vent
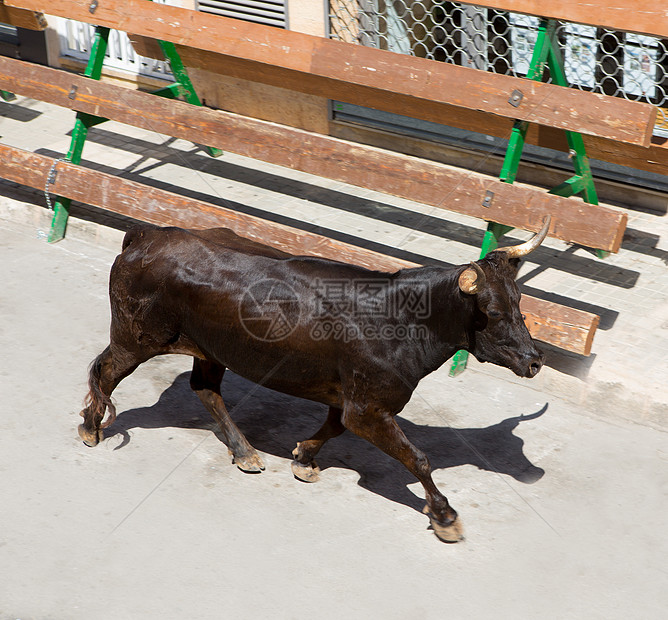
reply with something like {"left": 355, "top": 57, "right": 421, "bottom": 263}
{"left": 197, "top": 0, "right": 287, "bottom": 28}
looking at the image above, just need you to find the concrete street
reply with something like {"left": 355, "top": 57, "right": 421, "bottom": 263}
{"left": 1, "top": 96, "right": 667, "bottom": 619}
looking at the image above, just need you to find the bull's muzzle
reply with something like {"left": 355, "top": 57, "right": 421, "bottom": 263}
{"left": 524, "top": 350, "right": 544, "bottom": 378}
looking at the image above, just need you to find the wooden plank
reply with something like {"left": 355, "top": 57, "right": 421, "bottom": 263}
{"left": 0, "top": 143, "right": 410, "bottom": 273}
{"left": 330, "top": 105, "right": 668, "bottom": 179}
{"left": 462, "top": 1, "right": 668, "bottom": 39}
{"left": 5, "top": 0, "right": 657, "bottom": 146}
{"left": 134, "top": 36, "right": 668, "bottom": 176}
{"left": 0, "top": 57, "right": 628, "bottom": 252}
{"left": 520, "top": 297, "right": 599, "bottom": 357}
{"left": 0, "top": 0, "right": 45, "bottom": 29}
{"left": 0, "top": 143, "right": 599, "bottom": 354}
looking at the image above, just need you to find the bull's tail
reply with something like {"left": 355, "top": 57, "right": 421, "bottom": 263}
{"left": 82, "top": 347, "right": 117, "bottom": 429}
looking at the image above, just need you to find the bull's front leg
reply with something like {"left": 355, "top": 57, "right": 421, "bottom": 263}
{"left": 341, "top": 406, "right": 463, "bottom": 543}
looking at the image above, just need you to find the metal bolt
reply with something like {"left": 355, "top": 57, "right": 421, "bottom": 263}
{"left": 508, "top": 89, "right": 524, "bottom": 107}
{"left": 482, "top": 190, "right": 495, "bottom": 208}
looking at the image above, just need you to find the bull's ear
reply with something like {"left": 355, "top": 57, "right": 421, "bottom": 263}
{"left": 458, "top": 262, "right": 487, "bottom": 295}
{"left": 508, "top": 256, "right": 521, "bottom": 276}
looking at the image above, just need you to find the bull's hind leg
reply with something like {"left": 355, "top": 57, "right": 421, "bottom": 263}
{"left": 79, "top": 344, "right": 145, "bottom": 447}
{"left": 291, "top": 406, "right": 345, "bottom": 482}
{"left": 190, "top": 358, "right": 265, "bottom": 473}
{"left": 341, "top": 406, "right": 463, "bottom": 543}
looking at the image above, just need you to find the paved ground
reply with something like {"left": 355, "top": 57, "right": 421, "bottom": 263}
{"left": 1, "top": 96, "right": 667, "bottom": 619}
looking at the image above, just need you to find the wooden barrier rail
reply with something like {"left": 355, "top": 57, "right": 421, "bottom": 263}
{"left": 331, "top": 98, "right": 668, "bottom": 179}
{"left": 6, "top": 0, "right": 658, "bottom": 148}
{"left": 131, "top": 36, "right": 668, "bottom": 177}
{"left": 0, "top": 0, "right": 45, "bottom": 29}
{"left": 0, "top": 143, "right": 600, "bottom": 355}
{"left": 6, "top": 0, "right": 665, "bottom": 175}
{"left": 0, "top": 56, "right": 627, "bottom": 253}
{"left": 458, "top": 0, "right": 668, "bottom": 39}
{"left": 7, "top": 0, "right": 662, "bottom": 39}
{"left": 18, "top": 0, "right": 661, "bottom": 175}
{"left": 0, "top": 0, "right": 649, "bottom": 357}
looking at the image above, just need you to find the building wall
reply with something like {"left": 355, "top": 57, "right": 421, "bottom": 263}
{"left": 186, "top": 0, "right": 330, "bottom": 133}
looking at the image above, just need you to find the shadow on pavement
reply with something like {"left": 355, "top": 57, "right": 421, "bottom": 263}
{"left": 103, "top": 370, "right": 547, "bottom": 515}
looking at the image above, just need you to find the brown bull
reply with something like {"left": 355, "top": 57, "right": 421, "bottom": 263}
{"left": 79, "top": 216, "right": 550, "bottom": 542}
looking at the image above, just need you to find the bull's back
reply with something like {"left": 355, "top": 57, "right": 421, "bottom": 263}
{"left": 112, "top": 227, "right": 283, "bottom": 331}
{"left": 110, "top": 226, "right": 385, "bottom": 406}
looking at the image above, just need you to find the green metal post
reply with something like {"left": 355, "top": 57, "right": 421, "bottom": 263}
{"left": 158, "top": 40, "right": 222, "bottom": 158}
{"left": 152, "top": 82, "right": 190, "bottom": 100}
{"left": 544, "top": 23, "right": 604, "bottom": 256}
{"left": 450, "top": 18, "right": 604, "bottom": 376}
{"left": 48, "top": 27, "right": 110, "bottom": 243}
{"left": 499, "top": 20, "right": 554, "bottom": 183}
{"left": 143, "top": 0, "right": 220, "bottom": 155}
{"left": 449, "top": 18, "right": 553, "bottom": 375}
{"left": 449, "top": 19, "right": 607, "bottom": 375}
{"left": 46, "top": 24, "right": 221, "bottom": 242}
{"left": 1, "top": 90, "right": 16, "bottom": 101}
{"left": 543, "top": 24, "right": 599, "bottom": 207}
{"left": 158, "top": 41, "right": 202, "bottom": 107}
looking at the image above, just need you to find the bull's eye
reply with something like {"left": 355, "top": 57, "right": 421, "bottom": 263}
{"left": 488, "top": 309, "right": 502, "bottom": 319}
{"left": 522, "top": 314, "right": 527, "bottom": 320}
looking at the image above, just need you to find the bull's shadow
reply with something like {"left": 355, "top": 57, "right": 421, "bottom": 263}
{"left": 105, "top": 371, "right": 546, "bottom": 514}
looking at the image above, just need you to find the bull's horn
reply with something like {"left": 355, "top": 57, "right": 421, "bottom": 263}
{"left": 458, "top": 261, "right": 486, "bottom": 295}
{"left": 496, "top": 215, "right": 551, "bottom": 258}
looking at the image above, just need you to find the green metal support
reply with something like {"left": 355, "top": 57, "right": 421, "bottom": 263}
{"left": 157, "top": 40, "right": 222, "bottom": 158}
{"left": 544, "top": 31, "right": 601, "bottom": 220}
{"left": 47, "top": 26, "right": 221, "bottom": 242}
{"left": 48, "top": 26, "right": 111, "bottom": 243}
{"left": 152, "top": 82, "right": 189, "bottom": 100}
{"left": 1, "top": 90, "right": 16, "bottom": 101}
{"left": 449, "top": 17, "right": 602, "bottom": 376}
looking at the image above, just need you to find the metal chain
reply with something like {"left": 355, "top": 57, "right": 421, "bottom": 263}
{"left": 37, "top": 157, "right": 70, "bottom": 240}
{"left": 44, "top": 157, "right": 69, "bottom": 212}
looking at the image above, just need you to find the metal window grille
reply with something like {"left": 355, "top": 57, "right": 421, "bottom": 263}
{"left": 55, "top": 0, "right": 181, "bottom": 80}
{"left": 56, "top": 1, "right": 287, "bottom": 81}
{"left": 196, "top": 1, "right": 287, "bottom": 28}
{"left": 56, "top": 18, "right": 173, "bottom": 80}
{"left": 329, "top": 1, "right": 668, "bottom": 136}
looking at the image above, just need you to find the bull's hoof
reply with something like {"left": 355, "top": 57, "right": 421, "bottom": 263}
{"left": 431, "top": 517, "right": 464, "bottom": 543}
{"left": 78, "top": 424, "right": 103, "bottom": 447}
{"left": 423, "top": 505, "right": 464, "bottom": 543}
{"left": 232, "top": 451, "right": 265, "bottom": 473}
{"left": 291, "top": 459, "right": 321, "bottom": 483}
{"left": 291, "top": 443, "right": 321, "bottom": 482}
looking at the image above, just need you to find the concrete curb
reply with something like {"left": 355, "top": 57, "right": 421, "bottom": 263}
{"left": 0, "top": 189, "right": 126, "bottom": 250}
